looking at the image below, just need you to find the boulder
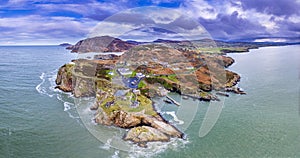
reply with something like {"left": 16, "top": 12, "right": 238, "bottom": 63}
{"left": 142, "top": 116, "right": 184, "bottom": 138}
{"left": 112, "top": 110, "right": 142, "bottom": 128}
{"left": 124, "top": 126, "right": 169, "bottom": 147}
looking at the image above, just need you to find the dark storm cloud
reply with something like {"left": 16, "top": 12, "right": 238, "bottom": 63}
{"left": 276, "top": 20, "right": 300, "bottom": 35}
{"left": 181, "top": 0, "right": 300, "bottom": 41}
{"left": 240, "top": 0, "right": 300, "bottom": 17}
{"left": 199, "top": 11, "right": 268, "bottom": 40}
{"left": 287, "top": 22, "right": 300, "bottom": 32}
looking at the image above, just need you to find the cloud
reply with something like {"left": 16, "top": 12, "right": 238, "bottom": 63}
{"left": 0, "top": 0, "right": 299, "bottom": 44}
{"left": 37, "top": 1, "right": 124, "bottom": 20}
{"left": 181, "top": 0, "right": 300, "bottom": 41}
{"left": 240, "top": 0, "right": 300, "bottom": 17}
{"left": 88, "top": 7, "right": 209, "bottom": 41}
{"left": 253, "top": 38, "right": 289, "bottom": 42}
{"left": 181, "top": 0, "right": 217, "bottom": 20}
{"left": 0, "top": 15, "right": 97, "bottom": 45}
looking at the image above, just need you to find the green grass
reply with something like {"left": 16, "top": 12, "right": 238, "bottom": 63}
{"left": 100, "top": 96, "right": 120, "bottom": 115}
{"left": 131, "top": 70, "right": 137, "bottom": 77}
{"left": 99, "top": 89, "right": 157, "bottom": 116}
{"left": 161, "top": 74, "right": 179, "bottom": 82}
{"left": 138, "top": 80, "right": 147, "bottom": 89}
{"left": 96, "top": 80, "right": 112, "bottom": 92}
{"left": 196, "top": 47, "right": 249, "bottom": 54}
{"left": 196, "top": 47, "right": 223, "bottom": 54}
{"left": 65, "top": 63, "right": 75, "bottom": 78}
{"left": 115, "top": 93, "right": 157, "bottom": 116}
{"left": 134, "top": 126, "right": 149, "bottom": 133}
{"left": 131, "top": 93, "right": 137, "bottom": 102}
{"left": 145, "top": 76, "right": 174, "bottom": 90}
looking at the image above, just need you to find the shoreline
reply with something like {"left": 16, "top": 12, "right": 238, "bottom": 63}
{"left": 224, "top": 43, "right": 300, "bottom": 54}
{"left": 54, "top": 37, "right": 298, "bottom": 147}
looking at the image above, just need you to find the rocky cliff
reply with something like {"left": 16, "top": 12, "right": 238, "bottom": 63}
{"left": 94, "top": 108, "right": 183, "bottom": 147}
{"left": 67, "top": 36, "right": 136, "bottom": 53}
{"left": 55, "top": 62, "right": 74, "bottom": 92}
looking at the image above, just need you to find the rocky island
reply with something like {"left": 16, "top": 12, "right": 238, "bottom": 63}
{"left": 55, "top": 36, "right": 249, "bottom": 147}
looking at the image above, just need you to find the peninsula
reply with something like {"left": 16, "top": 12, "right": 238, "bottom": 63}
{"left": 55, "top": 36, "right": 283, "bottom": 147}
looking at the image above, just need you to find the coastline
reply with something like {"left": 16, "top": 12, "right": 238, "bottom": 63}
{"left": 54, "top": 37, "right": 296, "bottom": 147}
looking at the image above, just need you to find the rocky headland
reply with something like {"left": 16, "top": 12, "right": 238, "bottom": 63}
{"left": 66, "top": 36, "right": 136, "bottom": 53}
{"left": 55, "top": 36, "right": 249, "bottom": 146}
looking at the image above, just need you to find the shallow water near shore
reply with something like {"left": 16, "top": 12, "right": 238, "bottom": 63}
{"left": 0, "top": 45, "right": 299, "bottom": 158}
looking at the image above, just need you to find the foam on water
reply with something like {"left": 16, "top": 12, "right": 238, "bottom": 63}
{"left": 128, "top": 138, "right": 189, "bottom": 158}
{"left": 63, "top": 102, "right": 72, "bottom": 111}
{"left": 111, "top": 150, "right": 120, "bottom": 158}
{"left": 36, "top": 72, "right": 48, "bottom": 96}
{"left": 37, "top": 71, "right": 189, "bottom": 157}
{"left": 100, "top": 138, "right": 113, "bottom": 150}
{"left": 36, "top": 71, "right": 81, "bottom": 121}
{"left": 36, "top": 71, "right": 59, "bottom": 97}
{"left": 164, "top": 111, "right": 184, "bottom": 125}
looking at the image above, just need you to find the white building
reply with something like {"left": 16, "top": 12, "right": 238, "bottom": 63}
{"left": 117, "top": 68, "right": 132, "bottom": 76}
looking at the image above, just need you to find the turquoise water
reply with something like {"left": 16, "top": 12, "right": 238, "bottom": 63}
{"left": 0, "top": 45, "right": 299, "bottom": 158}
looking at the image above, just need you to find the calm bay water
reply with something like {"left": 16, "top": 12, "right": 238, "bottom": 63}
{"left": 0, "top": 45, "right": 299, "bottom": 158}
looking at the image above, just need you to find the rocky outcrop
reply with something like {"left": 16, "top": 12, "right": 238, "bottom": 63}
{"left": 124, "top": 126, "right": 169, "bottom": 147}
{"left": 225, "top": 87, "right": 246, "bottom": 95}
{"left": 94, "top": 108, "right": 143, "bottom": 128}
{"left": 67, "top": 36, "right": 136, "bottom": 53}
{"left": 55, "top": 62, "right": 74, "bottom": 92}
{"left": 142, "top": 116, "right": 183, "bottom": 138}
{"left": 221, "top": 56, "right": 235, "bottom": 67}
{"left": 55, "top": 60, "right": 97, "bottom": 97}
{"left": 225, "top": 71, "right": 241, "bottom": 88}
{"left": 94, "top": 107, "right": 184, "bottom": 146}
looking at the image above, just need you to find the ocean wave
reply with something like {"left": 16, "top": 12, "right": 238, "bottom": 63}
{"left": 128, "top": 138, "right": 189, "bottom": 158}
{"left": 111, "top": 151, "right": 120, "bottom": 158}
{"left": 161, "top": 111, "right": 184, "bottom": 125}
{"left": 100, "top": 138, "right": 112, "bottom": 150}
{"left": 63, "top": 102, "right": 73, "bottom": 111}
{"left": 36, "top": 71, "right": 79, "bottom": 121}
{"left": 36, "top": 72, "right": 47, "bottom": 96}
{"left": 36, "top": 71, "right": 56, "bottom": 97}
{"left": 37, "top": 71, "right": 188, "bottom": 157}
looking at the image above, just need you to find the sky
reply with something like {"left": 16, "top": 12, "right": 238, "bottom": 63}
{"left": 0, "top": 0, "right": 299, "bottom": 45}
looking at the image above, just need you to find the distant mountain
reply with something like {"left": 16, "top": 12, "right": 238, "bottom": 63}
{"left": 59, "top": 43, "right": 72, "bottom": 47}
{"left": 67, "top": 36, "right": 298, "bottom": 54}
{"left": 153, "top": 39, "right": 182, "bottom": 43}
{"left": 150, "top": 38, "right": 299, "bottom": 53}
{"left": 67, "top": 36, "right": 137, "bottom": 53}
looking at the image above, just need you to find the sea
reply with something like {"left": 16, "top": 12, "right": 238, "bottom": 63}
{"left": 0, "top": 45, "right": 299, "bottom": 158}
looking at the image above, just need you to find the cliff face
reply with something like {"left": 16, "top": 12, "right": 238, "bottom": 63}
{"left": 67, "top": 36, "right": 136, "bottom": 53}
{"left": 55, "top": 63, "right": 74, "bottom": 92}
{"left": 55, "top": 60, "right": 98, "bottom": 97}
